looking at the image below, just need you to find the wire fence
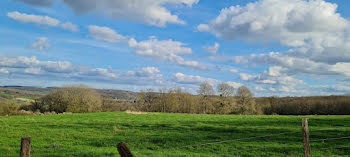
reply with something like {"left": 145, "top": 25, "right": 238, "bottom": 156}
{"left": 156, "top": 123, "right": 350, "bottom": 156}
{"left": 12, "top": 118, "right": 350, "bottom": 157}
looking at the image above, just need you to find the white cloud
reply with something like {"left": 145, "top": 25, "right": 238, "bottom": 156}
{"left": 0, "top": 56, "right": 164, "bottom": 86}
{"left": 30, "top": 37, "right": 50, "bottom": 51}
{"left": 200, "top": 0, "right": 350, "bottom": 78}
{"left": 88, "top": 25, "right": 126, "bottom": 43}
{"left": 239, "top": 68, "right": 305, "bottom": 94}
{"left": 171, "top": 73, "right": 243, "bottom": 94}
{"left": 24, "top": 67, "right": 42, "bottom": 74}
{"left": 255, "top": 86, "right": 265, "bottom": 91}
{"left": 0, "top": 68, "right": 9, "bottom": 74}
{"left": 7, "top": 11, "right": 60, "bottom": 26}
{"left": 198, "top": 0, "right": 349, "bottom": 47}
{"left": 204, "top": 42, "right": 219, "bottom": 54}
{"left": 7, "top": 11, "right": 79, "bottom": 32}
{"left": 172, "top": 72, "right": 218, "bottom": 85}
{"left": 240, "top": 70, "right": 304, "bottom": 86}
{"left": 229, "top": 69, "right": 238, "bottom": 74}
{"left": 127, "top": 67, "right": 161, "bottom": 78}
{"left": 16, "top": 0, "right": 199, "bottom": 27}
{"left": 61, "top": 22, "right": 79, "bottom": 32}
{"left": 128, "top": 36, "right": 192, "bottom": 56}
{"left": 225, "top": 81, "right": 242, "bottom": 88}
{"left": 233, "top": 53, "right": 350, "bottom": 76}
{"left": 129, "top": 37, "right": 205, "bottom": 70}
{"left": 269, "top": 87, "right": 276, "bottom": 92}
{"left": 239, "top": 73, "right": 256, "bottom": 81}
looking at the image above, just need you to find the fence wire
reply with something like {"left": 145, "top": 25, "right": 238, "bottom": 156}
{"left": 311, "top": 136, "right": 350, "bottom": 142}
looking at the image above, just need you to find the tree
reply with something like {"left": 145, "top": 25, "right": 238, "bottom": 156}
{"left": 236, "top": 86, "right": 256, "bottom": 114}
{"left": 197, "top": 82, "right": 215, "bottom": 96}
{"left": 136, "top": 88, "right": 157, "bottom": 112}
{"left": 197, "top": 82, "right": 215, "bottom": 114}
{"left": 33, "top": 85, "right": 102, "bottom": 113}
{"left": 217, "top": 82, "right": 235, "bottom": 97}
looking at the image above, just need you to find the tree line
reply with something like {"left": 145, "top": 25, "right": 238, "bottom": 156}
{"left": 1, "top": 84, "right": 350, "bottom": 116}
{"left": 136, "top": 82, "right": 259, "bottom": 114}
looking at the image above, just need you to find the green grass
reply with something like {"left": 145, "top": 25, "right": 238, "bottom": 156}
{"left": 0, "top": 112, "right": 350, "bottom": 157}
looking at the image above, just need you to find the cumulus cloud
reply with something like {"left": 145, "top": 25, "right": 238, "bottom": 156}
{"left": 199, "top": 0, "right": 350, "bottom": 78}
{"left": 197, "top": 0, "right": 350, "bottom": 96}
{"left": 233, "top": 53, "right": 350, "bottom": 76}
{"left": 225, "top": 81, "right": 243, "bottom": 88}
{"left": 198, "top": 0, "right": 349, "bottom": 47}
{"left": 0, "top": 56, "right": 164, "bottom": 86}
{"left": 15, "top": 0, "right": 199, "bottom": 27}
{"left": 239, "top": 70, "right": 304, "bottom": 86}
{"left": 88, "top": 25, "right": 126, "bottom": 43}
{"left": 0, "top": 68, "right": 9, "bottom": 74}
{"left": 30, "top": 37, "right": 50, "bottom": 51}
{"left": 239, "top": 66, "right": 305, "bottom": 94}
{"left": 7, "top": 11, "right": 79, "bottom": 32}
{"left": 128, "top": 37, "right": 205, "bottom": 70}
{"left": 61, "top": 22, "right": 79, "bottom": 32}
{"left": 172, "top": 72, "right": 218, "bottom": 85}
{"left": 204, "top": 42, "right": 219, "bottom": 54}
{"left": 7, "top": 11, "right": 60, "bottom": 26}
{"left": 229, "top": 69, "right": 238, "bottom": 74}
{"left": 171, "top": 73, "right": 243, "bottom": 93}
{"left": 255, "top": 86, "right": 265, "bottom": 91}
{"left": 0, "top": 56, "right": 249, "bottom": 94}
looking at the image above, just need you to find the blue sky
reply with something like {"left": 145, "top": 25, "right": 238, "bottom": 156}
{"left": 1, "top": 0, "right": 350, "bottom": 96}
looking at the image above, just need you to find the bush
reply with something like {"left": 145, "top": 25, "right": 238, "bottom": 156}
{"left": 31, "top": 85, "right": 102, "bottom": 113}
{"left": 0, "top": 99, "right": 19, "bottom": 116}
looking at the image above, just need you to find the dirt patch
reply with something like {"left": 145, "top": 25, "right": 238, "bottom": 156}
{"left": 15, "top": 97, "right": 34, "bottom": 102}
{"left": 125, "top": 110, "right": 147, "bottom": 115}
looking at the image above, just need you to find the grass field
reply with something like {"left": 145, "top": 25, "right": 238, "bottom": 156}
{"left": 1, "top": 112, "right": 350, "bottom": 157}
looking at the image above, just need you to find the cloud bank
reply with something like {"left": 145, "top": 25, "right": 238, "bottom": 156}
{"left": 15, "top": 0, "right": 199, "bottom": 27}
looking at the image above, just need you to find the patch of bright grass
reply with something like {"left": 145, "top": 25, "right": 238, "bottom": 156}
{"left": 0, "top": 112, "right": 349, "bottom": 156}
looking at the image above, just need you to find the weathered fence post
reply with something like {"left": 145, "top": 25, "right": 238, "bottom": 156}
{"left": 117, "top": 142, "right": 134, "bottom": 157}
{"left": 302, "top": 118, "right": 311, "bottom": 157}
{"left": 20, "top": 137, "right": 31, "bottom": 157}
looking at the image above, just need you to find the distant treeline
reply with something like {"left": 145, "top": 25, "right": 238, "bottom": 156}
{"left": 135, "top": 85, "right": 258, "bottom": 114}
{"left": 257, "top": 96, "right": 350, "bottom": 115}
{"left": 134, "top": 89, "right": 350, "bottom": 115}
{"left": 1, "top": 84, "right": 349, "bottom": 116}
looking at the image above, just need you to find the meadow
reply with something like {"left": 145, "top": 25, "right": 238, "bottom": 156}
{"left": 0, "top": 112, "right": 350, "bottom": 157}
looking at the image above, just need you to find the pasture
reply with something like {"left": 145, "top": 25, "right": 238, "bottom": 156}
{"left": 0, "top": 112, "right": 350, "bottom": 156}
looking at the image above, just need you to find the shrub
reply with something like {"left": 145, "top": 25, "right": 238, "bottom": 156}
{"left": 0, "top": 99, "right": 19, "bottom": 116}
{"left": 32, "top": 85, "right": 102, "bottom": 113}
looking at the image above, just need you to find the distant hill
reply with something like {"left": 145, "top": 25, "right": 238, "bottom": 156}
{"left": 0, "top": 86, "right": 139, "bottom": 101}
{"left": 1, "top": 86, "right": 55, "bottom": 94}
{"left": 97, "top": 89, "right": 138, "bottom": 101}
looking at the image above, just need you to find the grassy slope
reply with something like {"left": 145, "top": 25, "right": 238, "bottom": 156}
{"left": 0, "top": 112, "right": 350, "bottom": 157}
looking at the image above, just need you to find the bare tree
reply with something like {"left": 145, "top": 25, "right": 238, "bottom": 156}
{"left": 197, "top": 82, "right": 215, "bottom": 96}
{"left": 197, "top": 82, "right": 215, "bottom": 114}
{"left": 236, "top": 86, "right": 256, "bottom": 114}
{"left": 217, "top": 82, "right": 235, "bottom": 97}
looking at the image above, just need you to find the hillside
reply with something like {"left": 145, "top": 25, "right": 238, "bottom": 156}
{"left": 0, "top": 86, "right": 139, "bottom": 102}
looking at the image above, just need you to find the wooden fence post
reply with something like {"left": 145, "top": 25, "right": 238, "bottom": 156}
{"left": 20, "top": 137, "right": 31, "bottom": 157}
{"left": 117, "top": 142, "right": 134, "bottom": 157}
{"left": 302, "top": 118, "right": 311, "bottom": 157}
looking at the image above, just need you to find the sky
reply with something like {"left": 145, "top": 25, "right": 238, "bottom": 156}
{"left": 1, "top": 0, "right": 350, "bottom": 96}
